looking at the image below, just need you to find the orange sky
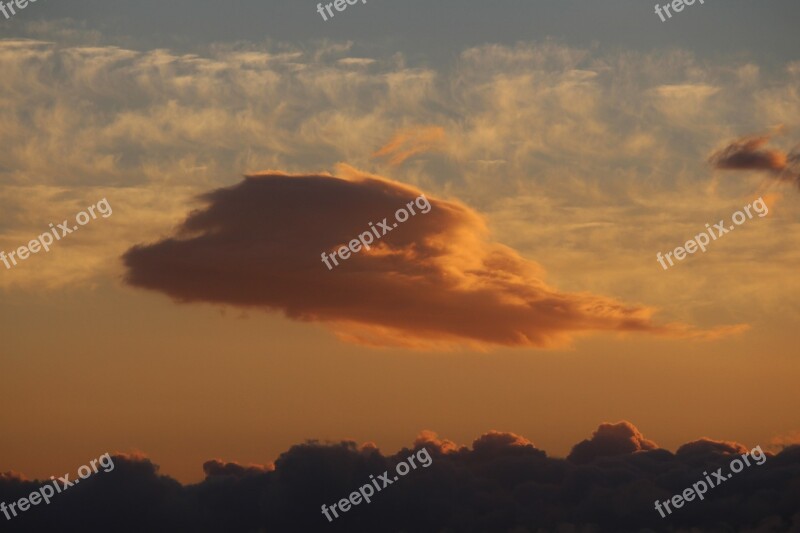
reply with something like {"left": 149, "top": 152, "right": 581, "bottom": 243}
{"left": 1, "top": 31, "right": 799, "bottom": 484}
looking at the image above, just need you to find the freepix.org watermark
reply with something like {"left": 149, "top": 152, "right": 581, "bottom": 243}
{"left": 316, "top": 0, "right": 367, "bottom": 22}
{"left": 1, "top": 198, "right": 112, "bottom": 271}
{"left": 321, "top": 194, "right": 431, "bottom": 270}
{"left": 654, "top": 0, "right": 707, "bottom": 22}
{"left": 1, "top": 453, "right": 115, "bottom": 522}
{"left": 321, "top": 447, "right": 433, "bottom": 522}
{"left": 654, "top": 445, "right": 766, "bottom": 518}
{"left": 656, "top": 197, "right": 768, "bottom": 271}
{"left": 0, "top": 0, "right": 42, "bottom": 21}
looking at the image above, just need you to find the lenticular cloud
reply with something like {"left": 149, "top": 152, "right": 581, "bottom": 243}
{"left": 123, "top": 166, "right": 739, "bottom": 348}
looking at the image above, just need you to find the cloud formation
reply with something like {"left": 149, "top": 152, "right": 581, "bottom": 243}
{"left": 2, "top": 422, "right": 798, "bottom": 532}
{"left": 566, "top": 420, "right": 658, "bottom": 464}
{"left": 373, "top": 126, "right": 447, "bottom": 166}
{"left": 710, "top": 134, "right": 800, "bottom": 187}
{"left": 2, "top": 37, "right": 800, "bottom": 306}
{"left": 121, "top": 168, "right": 728, "bottom": 348}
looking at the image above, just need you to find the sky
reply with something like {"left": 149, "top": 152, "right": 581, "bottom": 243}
{"left": 1, "top": 1, "right": 799, "bottom": 530}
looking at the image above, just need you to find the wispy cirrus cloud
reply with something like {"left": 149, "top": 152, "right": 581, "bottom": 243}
{"left": 1, "top": 35, "right": 799, "bottom": 320}
{"left": 372, "top": 126, "right": 447, "bottom": 166}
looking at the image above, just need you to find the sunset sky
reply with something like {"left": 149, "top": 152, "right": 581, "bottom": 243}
{"left": 1, "top": 0, "right": 799, "bottom": 507}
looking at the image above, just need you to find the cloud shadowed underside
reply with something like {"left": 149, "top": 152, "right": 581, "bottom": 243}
{"left": 710, "top": 134, "right": 800, "bottom": 187}
{"left": 1, "top": 421, "right": 798, "bottom": 532}
{"left": 122, "top": 168, "right": 744, "bottom": 349}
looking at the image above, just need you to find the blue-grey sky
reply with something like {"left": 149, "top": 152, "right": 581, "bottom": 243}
{"left": 6, "top": 0, "right": 800, "bottom": 66}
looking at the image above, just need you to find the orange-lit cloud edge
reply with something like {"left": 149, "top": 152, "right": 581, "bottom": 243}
{"left": 122, "top": 164, "right": 748, "bottom": 350}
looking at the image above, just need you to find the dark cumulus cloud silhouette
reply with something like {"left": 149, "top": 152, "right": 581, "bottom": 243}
{"left": 122, "top": 167, "right": 740, "bottom": 349}
{"left": 710, "top": 134, "right": 800, "bottom": 187}
{"left": 2, "top": 422, "right": 799, "bottom": 532}
{"left": 566, "top": 420, "right": 658, "bottom": 464}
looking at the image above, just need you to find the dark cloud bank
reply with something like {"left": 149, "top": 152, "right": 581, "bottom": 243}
{"left": 2, "top": 422, "right": 799, "bottom": 532}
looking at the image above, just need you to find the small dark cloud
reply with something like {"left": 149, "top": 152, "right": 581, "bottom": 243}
{"left": 676, "top": 438, "right": 749, "bottom": 458}
{"left": 202, "top": 460, "right": 271, "bottom": 478}
{"left": 710, "top": 134, "right": 800, "bottom": 187}
{"left": 567, "top": 420, "right": 658, "bottom": 464}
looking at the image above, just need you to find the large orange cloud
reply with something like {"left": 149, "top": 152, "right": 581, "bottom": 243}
{"left": 122, "top": 166, "right": 738, "bottom": 348}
